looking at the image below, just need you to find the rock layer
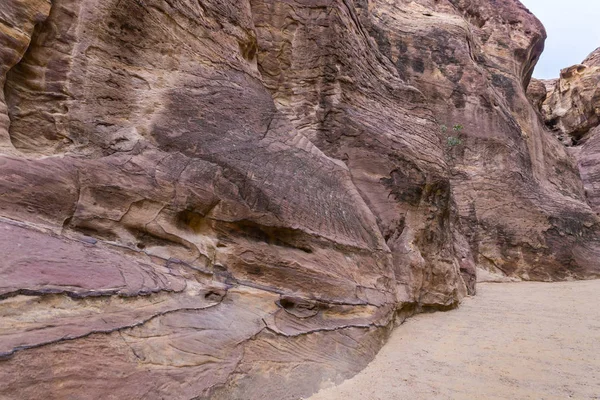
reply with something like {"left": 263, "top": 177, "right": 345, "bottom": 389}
{"left": 0, "top": 0, "right": 599, "bottom": 399}
{"left": 541, "top": 49, "right": 600, "bottom": 145}
{"left": 358, "top": 0, "right": 600, "bottom": 281}
{"left": 538, "top": 48, "right": 600, "bottom": 214}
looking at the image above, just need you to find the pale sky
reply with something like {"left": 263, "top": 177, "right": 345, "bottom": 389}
{"left": 519, "top": 0, "right": 600, "bottom": 79}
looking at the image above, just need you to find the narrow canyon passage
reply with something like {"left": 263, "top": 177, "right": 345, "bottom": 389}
{"left": 309, "top": 281, "right": 600, "bottom": 400}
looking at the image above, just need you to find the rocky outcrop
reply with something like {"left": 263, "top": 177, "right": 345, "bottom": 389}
{"left": 0, "top": 1, "right": 465, "bottom": 398}
{"left": 539, "top": 48, "right": 600, "bottom": 214}
{"left": 542, "top": 49, "right": 600, "bottom": 145}
{"left": 1, "top": 0, "right": 599, "bottom": 398}
{"left": 359, "top": 0, "right": 600, "bottom": 281}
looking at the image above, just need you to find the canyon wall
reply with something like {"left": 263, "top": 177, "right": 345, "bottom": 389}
{"left": 534, "top": 48, "right": 600, "bottom": 215}
{"left": 1, "top": 0, "right": 599, "bottom": 399}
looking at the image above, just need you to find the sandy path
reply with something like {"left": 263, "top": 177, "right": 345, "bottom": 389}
{"left": 309, "top": 281, "right": 600, "bottom": 400}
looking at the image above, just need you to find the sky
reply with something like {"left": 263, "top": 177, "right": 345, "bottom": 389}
{"left": 519, "top": 0, "right": 600, "bottom": 79}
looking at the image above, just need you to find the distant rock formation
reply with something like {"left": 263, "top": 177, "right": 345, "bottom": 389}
{"left": 1, "top": 1, "right": 599, "bottom": 399}
{"left": 539, "top": 48, "right": 600, "bottom": 145}
{"left": 534, "top": 47, "right": 600, "bottom": 214}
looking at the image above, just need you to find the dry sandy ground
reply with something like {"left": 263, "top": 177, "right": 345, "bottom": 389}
{"left": 309, "top": 281, "right": 600, "bottom": 400}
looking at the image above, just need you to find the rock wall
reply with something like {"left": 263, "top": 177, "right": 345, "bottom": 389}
{"left": 536, "top": 48, "right": 600, "bottom": 215}
{"left": 1, "top": 0, "right": 599, "bottom": 399}
{"left": 358, "top": 0, "right": 600, "bottom": 281}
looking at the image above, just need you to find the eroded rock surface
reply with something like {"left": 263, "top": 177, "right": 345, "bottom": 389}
{"left": 540, "top": 48, "right": 600, "bottom": 215}
{"left": 542, "top": 49, "right": 600, "bottom": 145}
{"left": 1, "top": 0, "right": 599, "bottom": 398}
{"left": 357, "top": 0, "right": 600, "bottom": 281}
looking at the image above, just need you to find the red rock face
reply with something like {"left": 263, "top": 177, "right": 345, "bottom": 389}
{"left": 0, "top": 0, "right": 599, "bottom": 398}
{"left": 539, "top": 48, "right": 600, "bottom": 215}
{"left": 351, "top": 0, "right": 600, "bottom": 281}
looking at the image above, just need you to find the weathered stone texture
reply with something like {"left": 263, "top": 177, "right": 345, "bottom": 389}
{"left": 357, "top": 0, "right": 600, "bottom": 281}
{"left": 540, "top": 48, "right": 600, "bottom": 214}
{"left": 1, "top": 0, "right": 599, "bottom": 398}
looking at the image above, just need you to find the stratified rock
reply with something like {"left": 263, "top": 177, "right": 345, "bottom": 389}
{"left": 250, "top": 0, "right": 472, "bottom": 307}
{"left": 0, "top": 1, "right": 455, "bottom": 398}
{"left": 356, "top": 0, "right": 600, "bottom": 281}
{"left": 541, "top": 48, "right": 600, "bottom": 214}
{"left": 578, "top": 126, "right": 600, "bottom": 212}
{"left": 0, "top": 0, "right": 599, "bottom": 399}
{"left": 542, "top": 55, "right": 600, "bottom": 143}
{"left": 0, "top": 0, "right": 51, "bottom": 152}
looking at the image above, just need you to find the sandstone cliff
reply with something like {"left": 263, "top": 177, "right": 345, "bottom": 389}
{"left": 1, "top": 1, "right": 599, "bottom": 399}
{"left": 535, "top": 48, "right": 600, "bottom": 216}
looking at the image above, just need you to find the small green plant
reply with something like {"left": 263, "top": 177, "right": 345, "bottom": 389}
{"left": 447, "top": 136, "right": 462, "bottom": 147}
{"left": 441, "top": 123, "right": 464, "bottom": 148}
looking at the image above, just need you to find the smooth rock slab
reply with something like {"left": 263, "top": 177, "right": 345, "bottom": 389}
{"left": 310, "top": 281, "right": 600, "bottom": 400}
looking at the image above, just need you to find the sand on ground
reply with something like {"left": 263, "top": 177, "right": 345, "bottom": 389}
{"left": 309, "top": 281, "right": 600, "bottom": 400}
